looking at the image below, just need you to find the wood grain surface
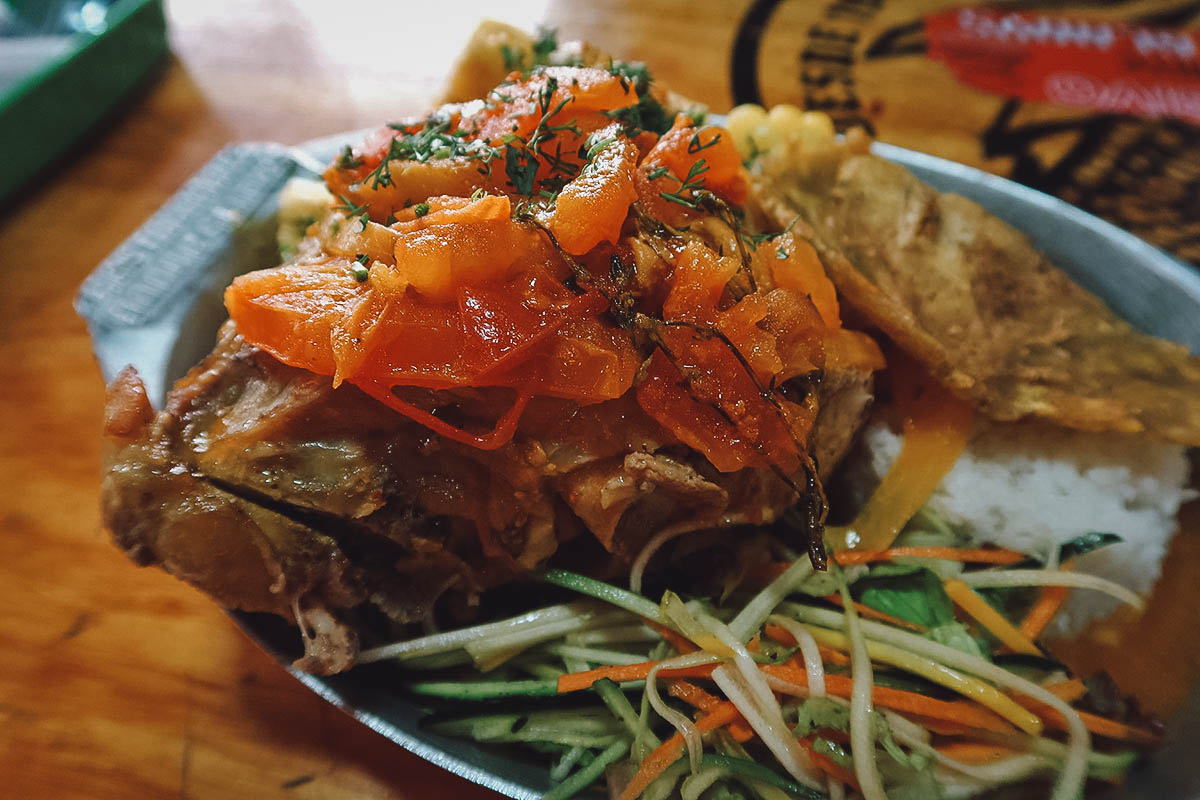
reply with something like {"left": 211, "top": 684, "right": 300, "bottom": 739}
{"left": 1, "top": 1, "right": 1197, "bottom": 798}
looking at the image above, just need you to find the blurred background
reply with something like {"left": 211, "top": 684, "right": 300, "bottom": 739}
{"left": 1, "top": 1, "right": 1197, "bottom": 798}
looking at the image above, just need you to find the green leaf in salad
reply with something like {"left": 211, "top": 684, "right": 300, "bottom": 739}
{"left": 926, "top": 621, "right": 990, "bottom": 661}
{"left": 1059, "top": 531, "right": 1123, "bottom": 562}
{"left": 855, "top": 566, "right": 956, "bottom": 629}
{"left": 792, "top": 696, "right": 850, "bottom": 737}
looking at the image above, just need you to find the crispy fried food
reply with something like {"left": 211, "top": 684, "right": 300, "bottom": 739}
{"left": 753, "top": 145, "right": 1200, "bottom": 445}
{"left": 102, "top": 320, "right": 876, "bottom": 672}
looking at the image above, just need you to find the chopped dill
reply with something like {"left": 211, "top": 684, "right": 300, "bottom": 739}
{"left": 687, "top": 130, "right": 721, "bottom": 154}
{"left": 366, "top": 114, "right": 502, "bottom": 189}
{"left": 740, "top": 215, "right": 801, "bottom": 251}
{"left": 604, "top": 60, "right": 672, "bottom": 136}
{"left": 334, "top": 194, "right": 371, "bottom": 228}
{"left": 413, "top": 202, "right": 430, "bottom": 217}
{"left": 531, "top": 27, "right": 559, "bottom": 65}
{"left": 502, "top": 75, "right": 583, "bottom": 196}
{"left": 658, "top": 159, "right": 709, "bottom": 209}
{"left": 499, "top": 27, "right": 564, "bottom": 76}
{"left": 500, "top": 43, "right": 524, "bottom": 72}
{"left": 335, "top": 145, "right": 363, "bottom": 170}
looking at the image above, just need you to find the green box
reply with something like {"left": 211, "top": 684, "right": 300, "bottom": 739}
{"left": 0, "top": 0, "right": 168, "bottom": 204}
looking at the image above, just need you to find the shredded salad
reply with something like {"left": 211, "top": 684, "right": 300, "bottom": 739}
{"left": 356, "top": 505, "right": 1157, "bottom": 800}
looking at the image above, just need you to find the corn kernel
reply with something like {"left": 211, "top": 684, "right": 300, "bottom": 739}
{"left": 725, "top": 103, "right": 769, "bottom": 159}
{"left": 794, "top": 111, "right": 837, "bottom": 150}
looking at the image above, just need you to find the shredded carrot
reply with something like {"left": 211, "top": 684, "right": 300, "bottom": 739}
{"left": 1040, "top": 678, "right": 1087, "bottom": 703}
{"left": 618, "top": 703, "right": 739, "bottom": 800}
{"left": 936, "top": 742, "right": 1021, "bottom": 764}
{"left": 751, "top": 547, "right": 1025, "bottom": 583}
{"left": 762, "top": 623, "right": 791, "bottom": 645}
{"left": 668, "top": 681, "right": 754, "bottom": 741}
{"left": 943, "top": 579, "right": 1042, "bottom": 656}
{"left": 798, "top": 737, "right": 860, "bottom": 789}
{"left": 644, "top": 619, "right": 698, "bottom": 655}
{"left": 358, "top": 380, "right": 531, "bottom": 450}
{"left": 818, "top": 645, "right": 851, "bottom": 667}
{"left": 1012, "top": 695, "right": 1161, "bottom": 746}
{"left": 557, "top": 660, "right": 716, "bottom": 693}
{"left": 668, "top": 680, "right": 721, "bottom": 710}
{"left": 764, "top": 662, "right": 1015, "bottom": 733}
{"left": 902, "top": 714, "right": 980, "bottom": 737}
{"left": 834, "top": 547, "right": 1026, "bottom": 567}
{"left": 822, "top": 593, "right": 927, "bottom": 632}
{"left": 1020, "top": 585, "right": 1069, "bottom": 640}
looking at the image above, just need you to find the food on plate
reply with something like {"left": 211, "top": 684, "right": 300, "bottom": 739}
{"left": 96, "top": 26, "right": 1199, "bottom": 800}
{"left": 103, "top": 33, "right": 884, "bottom": 675}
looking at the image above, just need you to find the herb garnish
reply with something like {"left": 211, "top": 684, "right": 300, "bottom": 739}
{"left": 604, "top": 60, "right": 672, "bottom": 136}
{"left": 351, "top": 254, "right": 370, "bottom": 282}
{"left": 335, "top": 194, "right": 371, "bottom": 229}
{"left": 739, "top": 214, "right": 801, "bottom": 251}
{"left": 658, "top": 159, "right": 709, "bottom": 209}
{"left": 366, "top": 114, "right": 501, "bottom": 190}
{"left": 499, "top": 27, "right": 564, "bottom": 75}
{"left": 687, "top": 130, "right": 721, "bottom": 154}
{"left": 500, "top": 75, "right": 584, "bottom": 197}
{"left": 413, "top": 202, "right": 430, "bottom": 217}
{"left": 335, "top": 145, "right": 363, "bottom": 170}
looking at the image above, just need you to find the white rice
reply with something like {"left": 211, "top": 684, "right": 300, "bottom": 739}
{"left": 857, "top": 418, "right": 1196, "bottom": 636}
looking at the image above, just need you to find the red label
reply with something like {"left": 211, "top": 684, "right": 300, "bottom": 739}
{"left": 925, "top": 7, "right": 1200, "bottom": 123}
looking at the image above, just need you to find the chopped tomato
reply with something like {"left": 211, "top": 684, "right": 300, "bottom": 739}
{"left": 232, "top": 64, "right": 859, "bottom": 468}
{"left": 768, "top": 234, "right": 840, "bottom": 329}
{"left": 637, "top": 117, "right": 750, "bottom": 221}
{"left": 547, "top": 125, "right": 640, "bottom": 255}
{"left": 226, "top": 255, "right": 638, "bottom": 413}
{"left": 389, "top": 194, "right": 545, "bottom": 301}
{"left": 636, "top": 325, "right": 806, "bottom": 474}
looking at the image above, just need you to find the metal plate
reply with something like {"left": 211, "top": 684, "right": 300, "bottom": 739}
{"left": 77, "top": 134, "right": 1200, "bottom": 799}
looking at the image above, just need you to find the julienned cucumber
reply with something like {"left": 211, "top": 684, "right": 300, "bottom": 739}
{"left": 406, "top": 678, "right": 559, "bottom": 699}
{"left": 407, "top": 676, "right": 648, "bottom": 701}
{"left": 701, "top": 753, "right": 826, "bottom": 799}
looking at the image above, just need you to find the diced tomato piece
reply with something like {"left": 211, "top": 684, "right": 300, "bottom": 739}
{"left": 636, "top": 326, "right": 804, "bottom": 474}
{"left": 639, "top": 117, "right": 750, "bottom": 209}
{"left": 548, "top": 126, "right": 639, "bottom": 255}
{"left": 225, "top": 257, "right": 365, "bottom": 378}
{"left": 768, "top": 234, "right": 840, "bottom": 328}
{"left": 636, "top": 349, "right": 764, "bottom": 472}
{"left": 391, "top": 194, "right": 543, "bottom": 301}
{"left": 661, "top": 240, "right": 739, "bottom": 322}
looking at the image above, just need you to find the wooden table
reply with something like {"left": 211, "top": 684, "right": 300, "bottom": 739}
{"left": 2, "top": 1, "right": 1197, "bottom": 797}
